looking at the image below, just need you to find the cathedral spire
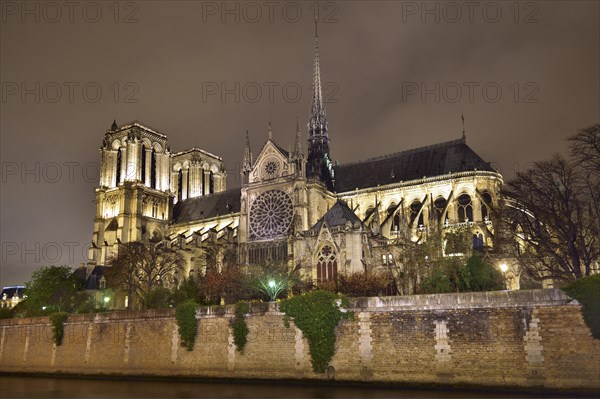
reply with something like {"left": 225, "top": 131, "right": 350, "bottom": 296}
{"left": 306, "top": 18, "right": 333, "bottom": 189}
{"left": 309, "top": 18, "right": 328, "bottom": 140}
{"left": 461, "top": 113, "right": 466, "bottom": 140}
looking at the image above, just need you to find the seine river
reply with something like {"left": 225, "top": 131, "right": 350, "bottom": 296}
{"left": 0, "top": 376, "right": 594, "bottom": 399}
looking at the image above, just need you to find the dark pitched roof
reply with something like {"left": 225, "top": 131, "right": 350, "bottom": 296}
{"left": 311, "top": 200, "right": 362, "bottom": 232}
{"left": 172, "top": 188, "right": 241, "bottom": 224}
{"left": 333, "top": 138, "right": 495, "bottom": 192}
{"left": 272, "top": 141, "right": 289, "bottom": 158}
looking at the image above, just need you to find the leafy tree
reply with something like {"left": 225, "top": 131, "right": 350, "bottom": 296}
{"left": 144, "top": 286, "right": 172, "bottom": 309}
{"left": 20, "top": 266, "right": 86, "bottom": 316}
{"left": 199, "top": 262, "right": 246, "bottom": 305}
{"left": 562, "top": 274, "right": 600, "bottom": 339}
{"left": 170, "top": 277, "right": 199, "bottom": 306}
{"left": 466, "top": 256, "right": 504, "bottom": 291}
{"left": 106, "top": 238, "right": 184, "bottom": 309}
{"left": 503, "top": 125, "right": 600, "bottom": 282}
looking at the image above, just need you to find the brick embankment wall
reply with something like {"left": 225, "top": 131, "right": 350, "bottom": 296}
{"left": 0, "top": 289, "right": 598, "bottom": 390}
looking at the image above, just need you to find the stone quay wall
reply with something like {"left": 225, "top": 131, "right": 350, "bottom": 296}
{"left": 1, "top": 289, "right": 598, "bottom": 390}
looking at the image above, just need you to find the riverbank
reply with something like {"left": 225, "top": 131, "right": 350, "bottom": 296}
{"left": 1, "top": 290, "right": 599, "bottom": 392}
{"left": 1, "top": 373, "right": 597, "bottom": 399}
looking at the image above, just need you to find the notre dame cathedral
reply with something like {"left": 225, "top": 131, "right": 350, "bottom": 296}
{"left": 87, "top": 30, "right": 503, "bottom": 288}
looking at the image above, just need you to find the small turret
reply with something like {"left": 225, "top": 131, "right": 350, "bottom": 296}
{"left": 242, "top": 131, "right": 253, "bottom": 184}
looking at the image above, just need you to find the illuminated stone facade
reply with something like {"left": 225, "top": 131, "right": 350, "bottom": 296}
{"left": 88, "top": 31, "right": 504, "bottom": 286}
{"left": 89, "top": 121, "right": 227, "bottom": 267}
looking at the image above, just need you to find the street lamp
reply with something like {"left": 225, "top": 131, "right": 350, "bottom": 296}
{"left": 258, "top": 277, "right": 285, "bottom": 302}
{"left": 499, "top": 263, "right": 508, "bottom": 290}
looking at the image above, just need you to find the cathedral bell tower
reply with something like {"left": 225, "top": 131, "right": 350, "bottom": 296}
{"left": 89, "top": 121, "right": 172, "bottom": 266}
{"left": 306, "top": 20, "right": 335, "bottom": 191}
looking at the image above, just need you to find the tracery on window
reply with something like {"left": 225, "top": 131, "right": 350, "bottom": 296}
{"left": 249, "top": 190, "right": 293, "bottom": 240}
{"left": 457, "top": 193, "right": 473, "bottom": 222}
{"left": 316, "top": 244, "right": 338, "bottom": 282}
{"left": 434, "top": 196, "right": 448, "bottom": 223}
{"left": 410, "top": 200, "right": 424, "bottom": 226}
{"left": 481, "top": 192, "right": 492, "bottom": 222}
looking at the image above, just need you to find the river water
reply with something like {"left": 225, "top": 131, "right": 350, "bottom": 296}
{"left": 0, "top": 376, "right": 593, "bottom": 399}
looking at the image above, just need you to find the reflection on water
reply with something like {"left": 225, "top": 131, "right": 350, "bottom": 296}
{"left": 0, "top": 376, "right": 591, "bottom": 399}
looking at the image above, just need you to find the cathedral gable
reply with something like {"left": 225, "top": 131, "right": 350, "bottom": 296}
{"left": 249, "top": 141, "right": 290, "bottom": 184}
{"left": 315, "top": 222, "right": 338, "bottom": 253}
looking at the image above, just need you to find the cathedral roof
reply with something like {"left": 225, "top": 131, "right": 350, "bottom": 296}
{"left": 310, "top": 200, "right": 362, "bottom": 232}
{"left": 172, "top": 188, "right": 241, "bottom": 224}
{"left": 333, "top": 138, "right": 495, "bottom": 192}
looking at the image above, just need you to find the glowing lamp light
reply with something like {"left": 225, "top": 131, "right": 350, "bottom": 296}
{"left": 103, "top": 296, "right": 110, "bottom": 304}
{"left": 42, "top": 306, "right": 46, "bottom": 311}
{"left": 268, "top": 280, "right": 276, "bottom": 288}
{"left": 499, "top": 263, "right": 508, "bottom": 273}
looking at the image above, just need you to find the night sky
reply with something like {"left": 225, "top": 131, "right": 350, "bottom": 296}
{"left": 1, "top": 1, "right": 598, "bottom": 286}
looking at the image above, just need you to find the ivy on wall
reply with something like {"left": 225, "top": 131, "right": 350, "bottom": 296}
{"left": 176, "top": 301, "right": 198, "bottom": 351}
{"left": 231, "top": 302, "right": 249, "bottom": 352}
{"left": 279, "top": 291, "right": 353, "bottom": 373}
{"left": 49, "top": 312, "right": 69, "bottom": 346}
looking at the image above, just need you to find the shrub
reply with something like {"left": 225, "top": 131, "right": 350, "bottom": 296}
{"left": 337, "top": 272, "right": 392, "bottom": 297}
{"left": 420, "top": 256, "right": 503, "bottom": 294}
{"left": 175, "top": 301, "right": 198, "bottom": 351}
{"left": 279, "top": 290, "right": 353, "bottom": 373}
{"left": 231, "top": 302, "right": 249, "bottom": 352}
{"left": 466, "top": 256, "right": 504, "bottom": 291}
{"left": 0, "top": 307, "right": 14, "bottom": 319}
{"left": 144, "top": 286, "right": 171, "bottom": 309}
{"left": 562, "top": 275, "right": 600, "bottom": 339}
{"left": 50, "top": 312, "right": 69, "bottom": 346}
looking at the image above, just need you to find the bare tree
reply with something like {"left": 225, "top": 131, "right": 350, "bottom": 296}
{"left": 502, "top": 126, "right": 600, "bottom": 282}
{"left": 106, "top": 238, "right": 184, "bottom": 309}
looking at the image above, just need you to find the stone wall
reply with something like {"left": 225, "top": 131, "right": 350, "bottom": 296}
{"left": 1, "top": 289, "right": 598, "bottom": 390}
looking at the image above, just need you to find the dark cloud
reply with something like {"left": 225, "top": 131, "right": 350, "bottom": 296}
{"left": 1, "top": 1, "right": 598, "bottom": 285}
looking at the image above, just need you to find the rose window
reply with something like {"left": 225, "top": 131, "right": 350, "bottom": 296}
{"left": 249, "top": 190, "right": 293, "bottom": 239}
{"left": 261, "top": 158, "right": 280, "bottom": 180}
